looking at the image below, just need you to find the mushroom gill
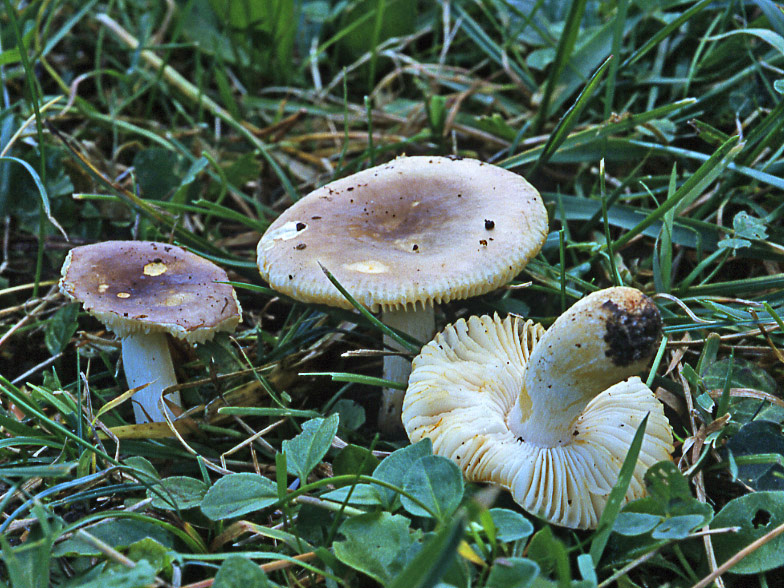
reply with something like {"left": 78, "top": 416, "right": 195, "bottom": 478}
{"left": 401, "top": 287, "right": 674, "bottom": 529}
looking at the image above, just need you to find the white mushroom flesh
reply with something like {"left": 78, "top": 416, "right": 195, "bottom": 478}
{"left": 402, "top": 288, "right": 674, "bottom": 529}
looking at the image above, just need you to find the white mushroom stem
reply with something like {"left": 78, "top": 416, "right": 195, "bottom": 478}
{"left": 379, "top": 304, "right": 436, "bottom": 433}
{"left": 507, "top": 287, "right": 661, "bottom": 447}
{"left": 121, "top": 332, "right": 182, "bottom": 423}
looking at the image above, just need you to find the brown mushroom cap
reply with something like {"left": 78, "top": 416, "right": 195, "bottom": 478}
{"left": 257, "top": 156, "right": 548, "bottom": 312}
{"left": 60, "top": 241, "right": 242, "bottom": 344}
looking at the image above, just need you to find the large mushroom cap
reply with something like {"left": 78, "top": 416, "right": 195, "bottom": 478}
{"left": 60, "top": 241, "right": 242, "bottom": 344}
{"left": 257, "top": 156, "right": 548, "bottom": 312}
{"left": 402, "top": 312, "right": 674, "bottom": 529}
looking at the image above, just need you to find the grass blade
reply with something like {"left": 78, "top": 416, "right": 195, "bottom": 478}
{"left": 533, "top": 0, "right": 588, "bottom": 131}
{"left": 319, "top": 263, "right": 419, "bottom": 354}
{"left": 502, "top": 99, "right": 697, "bottom": 169}
{"left": 622, "top": 0, "right": 714, "bottom": 68}
{"left": 453, "top": 3, "right": 537, "bottom": 92}
{"left": 532, "top": 54, "right": 613, "bottom": 172}
{"left": 611, "top": 135, "right": 743, "bottom": 251}
{"left": 590, "top": 414, "right": 649, "bottom": 564}
{"left": 0, "top": 156, "right": 66, "bottom": 238}
{"left": 387, "top": 514, "right": 466, "bottom": 588}
{"left": 603, "top": 0, "right": 630, "bottom": 118}
{"left": 301, "top": 372, "right": 406, "bottom": 391}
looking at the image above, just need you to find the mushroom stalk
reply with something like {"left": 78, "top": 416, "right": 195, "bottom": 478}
{"left": 379, "top": 304, "right": 435, "bottom": 433}
{"left": 507, "top": 287, "right": 661, "bottom": 447}
{"left": 121, "top": 332, "right": 182, "bottom": 423}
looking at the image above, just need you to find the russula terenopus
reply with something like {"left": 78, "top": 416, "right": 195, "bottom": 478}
{"left": 60, "top": 241, "right": 242, "bottom": 423}
{"left": 256, "top": 155, "right": 548, "bottom": 433}
{"left": 401, "top": 287, "right": 674, "bottom": 529}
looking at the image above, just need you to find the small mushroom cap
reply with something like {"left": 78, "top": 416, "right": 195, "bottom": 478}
{"left": 60, "top": 241, "right": 242, "bottom": 344}
{"left": 402, "top": 314, "right": 674, "bottom": 529}
{"left": 257, "top": 156, "right": 548, "bottom": 312}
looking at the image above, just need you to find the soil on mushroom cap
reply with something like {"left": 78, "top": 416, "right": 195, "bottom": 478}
{"left": 602, "top": 297, "right": 662, "bottom": 367}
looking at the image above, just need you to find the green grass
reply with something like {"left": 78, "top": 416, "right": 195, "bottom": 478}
{"left": 2, "top": 0, "right": 784, "bottom": 586}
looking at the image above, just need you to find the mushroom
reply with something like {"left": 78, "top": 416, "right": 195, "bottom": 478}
{"left": 60, "top": 241, "right": 242, "bottom": 423}
{"left": 401, "top": 287, "right": 674, "bottom": 529}
{"left": 256, "top": 155, "right": 548, "bottom": 433}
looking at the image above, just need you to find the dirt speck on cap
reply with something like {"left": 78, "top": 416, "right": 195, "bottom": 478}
{"left": 602, "top": 297, "right": 661, "bottom": 367}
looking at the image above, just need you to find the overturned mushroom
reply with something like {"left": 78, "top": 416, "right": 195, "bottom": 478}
{"left": 257, "top": 155, "right": 547, "bottom": 433}
{"left": 402, "top": 287, "right": 674, "bottom": 529}
{"left": 60, "top": 241, "right": 242, "bottom": 423}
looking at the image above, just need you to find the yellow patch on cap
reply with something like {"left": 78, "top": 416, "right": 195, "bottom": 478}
{"left": 163, "top": 292, "right": 194, "bottom": 307}
{"left": 344, "top": 260, "right": 389, "bottom": 274}
{"left": 143, "top": 261, "right": 168, "bottom": 276}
